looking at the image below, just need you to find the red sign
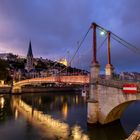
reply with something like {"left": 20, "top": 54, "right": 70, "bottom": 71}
{"left": 123, "top": 84, "right": 137, "bottom": 94}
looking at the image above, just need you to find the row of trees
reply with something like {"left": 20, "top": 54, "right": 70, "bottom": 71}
{"left": 0, "top": 59, "right": 12, "bottom": 83}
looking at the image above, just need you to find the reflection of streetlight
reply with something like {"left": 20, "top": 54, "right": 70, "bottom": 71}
{"left": 15, "top": 109, "right": 18, "bottom": 120}
{"left": 0, "top": 97, "right": 5, "bottom": 109}
{"left": 72, "top": 125, "right": 82, "bottom": 140}
{"left": 62, "top": 102, "right": 68, "bottom": 120}
{"left": 76, "top": 96, "right": 79, "bottom": 104}
{"left": 38, "top": 97, "right": 42, "bottom": 105}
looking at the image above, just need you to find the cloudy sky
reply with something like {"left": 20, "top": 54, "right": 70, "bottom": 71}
{"left": 0, "top": 0, "right": 140, "bottom": 72}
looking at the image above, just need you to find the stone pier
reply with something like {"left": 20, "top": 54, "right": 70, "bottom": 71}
{"left": 87, "top": 63, "right": 100, "bottom": 124}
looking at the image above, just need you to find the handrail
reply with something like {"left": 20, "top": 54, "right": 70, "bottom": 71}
{"left": 97, "top": 78, "right": 140, "bottom": 91}
{"left": 13, "top": 75, "right": 89, "bottom": 88}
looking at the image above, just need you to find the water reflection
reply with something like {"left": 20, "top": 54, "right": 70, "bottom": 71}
{"left": 11, "top": 96, "right": 70, "bottom": 139}
{"left": 87, "top": 121, "right": 127, "bottom": 140}
{"left": 20, "top": 93, "right": 86, "bottom": 125}
{"left": 0, "top": 95, "right": 12, "bottom": 123}
{"left": 62, "top": 102, "right": 68, "bottom": 120}
{"left": 12, "top": 93, "right": 129, "bottom": 140}
{"left": 13, "top": 93, "right": 127, "bottom": 140}
{"left": 0, "top": 93, "right": 139, "bottom": 140}
{"left": 121, "top": 101, "right": 140, "bottom": 135}
{"left": 0, "top": 96, "right": 5, "bottom": 109}
{"left": 14, "top": 109, "right": 18, "bottom": 120}
{"left": 11, "top": 95, "right": 89, "bottom": 140}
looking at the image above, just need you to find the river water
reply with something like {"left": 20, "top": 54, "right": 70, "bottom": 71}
{"left": 0, "top": 92, "right": 140, "bottom": 140}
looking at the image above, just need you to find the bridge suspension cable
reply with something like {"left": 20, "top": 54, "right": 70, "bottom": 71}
{"left": 111, "top": 35, "right": 140, "bottom": 56}
{"left": 95, "top": 23, "right": 140, "bottom": 56}
{"left": 112, "top": 32, "right": 140, "bottom": 53}
{"left": 69, "top": 27, "right": 91, "bottom": 65}
{"left": 56, "top": 22, "right": 140, "bottom": 75}
{"left": 56, "top": 27, "right": 91, "bottom": 75}
{"left": 97, "top": 35, "right": 108, "bottom": 51}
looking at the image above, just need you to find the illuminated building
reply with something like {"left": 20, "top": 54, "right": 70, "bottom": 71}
{"left": 58, "top": 58, "right": 68, "bottom": 66}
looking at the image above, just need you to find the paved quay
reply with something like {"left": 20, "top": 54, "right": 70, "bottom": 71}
{"left": 126, "top": 124, "right": 140, "bottom": 140}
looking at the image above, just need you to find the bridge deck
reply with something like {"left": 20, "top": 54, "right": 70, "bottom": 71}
{"left": 92, "top": 78, "right": 140, "bottom": 91}
{"left": 13, "top": 76, "right": 140, "bottom": 92}
{"left": 13, "top": 75, "right": 89, "bottom": 88}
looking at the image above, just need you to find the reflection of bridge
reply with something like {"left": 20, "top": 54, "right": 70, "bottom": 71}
{"left": 12, "top": 22, "right": 140, "bottom": 126}
{"left": 12, "top": 75, "right": 89, "bottom": 93}
{"left": 12, "top": 97, "right": 89, "bottom": 139}
{"left": 12, "top": 97, "right": 70, "bottom": 139}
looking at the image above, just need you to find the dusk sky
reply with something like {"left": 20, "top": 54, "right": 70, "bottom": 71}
{"left": 0, "top": 0, "right": 140, "bottom": 72}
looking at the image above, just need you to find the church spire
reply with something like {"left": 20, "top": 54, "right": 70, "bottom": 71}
{"left": 27, "top": 40, "right": 33, "bottom": 57}
{"left": 25, "top": 40, "right": 34, "bottom": 72}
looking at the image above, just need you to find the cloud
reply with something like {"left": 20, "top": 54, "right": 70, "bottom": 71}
{"left": 0, "top": 0, "right": 140, "bottom": 72}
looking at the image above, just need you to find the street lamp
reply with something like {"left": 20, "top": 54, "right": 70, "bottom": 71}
{"left": 100, "top": 30, "right": 106, "bottom": 36}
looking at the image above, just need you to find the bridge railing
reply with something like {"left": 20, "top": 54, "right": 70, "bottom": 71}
{"left": 98, "top": 78, "right": 123, "bottom": 89}
{"left": 13, "top": 75, "right": 89, "bottom": 88}
{"left": 98, "top": 78, "right": 140, "bottom": 91}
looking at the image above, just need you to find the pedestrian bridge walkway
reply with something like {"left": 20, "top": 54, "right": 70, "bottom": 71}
{"left": 12, "top": 75, "right": 140, "bottom": 93}
{"left": 12, "top": 75, "right": 89, "bottom": 93}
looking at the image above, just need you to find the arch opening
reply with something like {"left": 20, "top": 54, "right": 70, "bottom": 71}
{"left": 104, "top": 100, "right": 137, "bottom": 124}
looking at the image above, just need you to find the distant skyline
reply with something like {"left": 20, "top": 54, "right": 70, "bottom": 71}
{"left": 0, "top": 0, "right": 140, "bottom": 72}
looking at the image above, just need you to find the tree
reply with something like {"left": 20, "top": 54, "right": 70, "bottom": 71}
{"left": 35, "top": 60, "right": 47, "bottom": 69}
{"left": 0, "top": 59, "right": 10, "bottom": 80}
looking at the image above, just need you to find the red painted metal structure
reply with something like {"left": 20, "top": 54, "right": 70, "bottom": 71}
{"left": 107, "top": 31, "right": 111, "bottom": 65}
{"left": 91, "top": 22, "right": 98, "bottom": 64}
{"left": 91, "top": 23, "right": 112, "bottom": 65}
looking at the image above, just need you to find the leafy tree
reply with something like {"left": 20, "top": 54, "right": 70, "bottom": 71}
{"left": 35, "top": 60, "right": 47, "bottom": 69}
{"left": 7, "top": 53, "right": 18, "bottom": 61}
{"left": 0, "top": 59, "right": 10, "bottom": 80}
{"left": 8, "top": 58, "right": 26, "bottom": 70}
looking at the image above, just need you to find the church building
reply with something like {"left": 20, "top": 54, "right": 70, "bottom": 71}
{"left": 25, "top": 41, "right": 34, "bottom": 72}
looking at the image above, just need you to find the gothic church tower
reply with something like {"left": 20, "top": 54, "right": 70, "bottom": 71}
{"left": 25, "top": 41, "right": 34, "bottom": 72}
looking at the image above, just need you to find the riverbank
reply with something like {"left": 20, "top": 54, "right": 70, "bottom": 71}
{"left": 126, "top": 124, "right": 140, "bottom": 140}
{"left": 0, "top": 85, "right": 11, "bottom": 93}
{"left": 21, "top": 86, "right": 81, "bottom": 93}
